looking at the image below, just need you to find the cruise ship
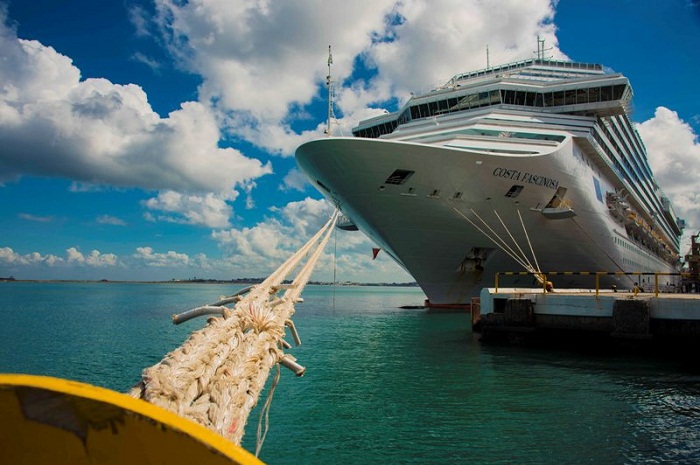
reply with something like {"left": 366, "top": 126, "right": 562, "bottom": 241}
{"left": 295, "top": 55, "right": 685, "bottom": 306}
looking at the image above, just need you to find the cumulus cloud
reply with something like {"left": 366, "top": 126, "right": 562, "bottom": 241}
{"left": 134, "top": 246, "right": 191, "bottom": 267}
{"left": 151, "top": 0, "right": 560, "bottom": 155}
{"left": 212, "top": 197, "right": 411, "bottom": 282}
{"left": 280, "top": 168, "right": 309, "bottom": 192}
{"left": 154, "top": 0, "right": 396, "bottom": 121}
{"left": 0, "top": 246, "right": 118, "bottom": 268}
{"left": 0, "top": 247, "right": 60, "bottom": 266}
{"left": 637, "top": 107, "right": 700, "bottom": 250}
{"left": 143, "top": 190, "right": 233, "bottom": 228}
{"left": 366, "top": 0, "right": 562, "bottom": 97}
{"left": 0, "top": 10, "right": 271, "bottom": 198}
{"left": 66, "top": 247, "right": 119, "bottom": 267}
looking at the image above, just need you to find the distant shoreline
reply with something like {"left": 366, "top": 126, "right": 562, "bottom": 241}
{"left": 0, "top": 277, "right": 419, "bottom": 287}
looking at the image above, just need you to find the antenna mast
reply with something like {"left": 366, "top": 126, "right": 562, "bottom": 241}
{"left": 535, "top": 35, "right": 552, "bottom": 60}
{"left": 326, "top": 45, "right": 335, "bottom": 137}
{"left": 486, "top": 44, "right": 490, "bottom": 69}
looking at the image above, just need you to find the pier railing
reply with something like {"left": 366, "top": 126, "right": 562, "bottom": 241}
{"left": 494, "top": 271, "right": 690, "bottom": 297}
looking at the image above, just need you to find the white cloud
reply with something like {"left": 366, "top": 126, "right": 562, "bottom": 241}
{"left": 151, "top": 0, "right": 561, "bottom": 155}
{"left": 366, "top": 0, "right": 562, "bottom": 97}
{"left": 128, "top": 4, "right": 152, "bottom": 38}
{"left": 131, "top": 52, "right": 162, "bottom": 72}
{"left": 212, "top": 197, "right": 412, "bottom": 282}
{"left": 155, "top": 0, "right": 397, "bottom": 121}
{"left": 134, "top": 246, "right": 191, "bottom": 267}
{"left": 143, "top": 190, "right": 233, "bottom": 228}
{"left": 66, "top": 247, "right": 83, "bottom": 263}
{"left": 0, "top": 246, "right": 118, "bottom": 268}
{"left": 213, "top": 220, "right": 293, "bottom": 262}
{"left": 0, "top": 11, "right": 271, "bottom": 197}
{"left": 0, "top": 247, "right": 55, "bottom": 266}
{"left": 96, "top": 214, "right": 127, "bottom": 226}
{"left": 66, "top": 247, "right": 119, "bottom": 267}
{"left": 280, "top": 168, "right": 309, "bottom": 192}
{"left": 637, "top": 107, "right": 700, "bottom": 252}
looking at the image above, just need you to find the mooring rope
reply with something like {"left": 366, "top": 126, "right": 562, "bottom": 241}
{"left": 454, "top": 207, "right": 534, "bottom": 272}
{"left": 129, "top": 210, "right": 339, "bottom": 450}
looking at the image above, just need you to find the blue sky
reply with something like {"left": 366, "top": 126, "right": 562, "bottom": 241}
{"left": 1, "top": 0, "right": 699, "bottom": 282}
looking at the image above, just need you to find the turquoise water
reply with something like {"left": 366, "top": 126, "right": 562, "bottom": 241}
{"left": 1, "top": 282, "right": 700, "bottom": 464}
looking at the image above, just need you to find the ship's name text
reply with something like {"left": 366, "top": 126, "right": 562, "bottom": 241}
{"left": 492, "top": 168, "right": 559, "bottom": 189}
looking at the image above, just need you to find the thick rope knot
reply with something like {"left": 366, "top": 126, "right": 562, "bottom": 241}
{"left": 243, "top": 301, "right": 280, "bottom": 335}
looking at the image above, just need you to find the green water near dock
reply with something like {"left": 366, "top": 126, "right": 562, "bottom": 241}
{"left": 1, "top": 282, "right": 699, "bottom": 463}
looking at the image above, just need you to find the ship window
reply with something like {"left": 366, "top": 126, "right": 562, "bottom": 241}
{"left": 385, "top": 169, "right": 415, "bottom": 185}
{"left": 525, "top": 92, "right": 535, "bottom": 106}
{"left": 612, "top": 84, "right": 626, "bottom": 100}
{"left": 505, "top": 185, "right": 524, "bottom": 198}
{"left": 576, "top": 88, "right": 588, "bottom": 104}
{"left": 553, "top": 91, "right": 565, "bottom": 106}
{"left": 593, "top": 177, "right": 603, "bottom": 202}
{"left": 544, "top": 92, "right": 554, "bottom": 107}
{"left": 503, "top": 90, "right": 516, "bottom": 105}
{"left": 429, "top": 101, "right": 439, "bottom": 115}
{"left": 490, "top": 90, "right": 501, "bottom": 104}
{"left": 565, "top": 90, "right": 576, "bottom": 105}
{"left": 419, "top": 103, "right": 429, "bottom": 118}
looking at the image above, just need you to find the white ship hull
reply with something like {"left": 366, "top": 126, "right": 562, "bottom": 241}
{"left": 297, "top": 134, "right": 677, "bottom": 305}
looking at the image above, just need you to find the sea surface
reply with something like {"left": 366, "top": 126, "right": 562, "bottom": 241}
{"left": 2, "top": 282, "right": 700, "bottom": 464}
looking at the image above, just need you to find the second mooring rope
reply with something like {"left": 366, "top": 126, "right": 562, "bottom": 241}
{"left": 129, "top": 211, "right": 338, "bottom": 448}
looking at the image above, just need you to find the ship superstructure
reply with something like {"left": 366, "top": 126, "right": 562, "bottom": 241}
{"left": 296, "top": 56, "right": 684, "bottom": 305}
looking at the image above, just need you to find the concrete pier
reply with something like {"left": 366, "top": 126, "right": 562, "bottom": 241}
{"left": 474, "top": 288, "right": 700, "bottom": 350}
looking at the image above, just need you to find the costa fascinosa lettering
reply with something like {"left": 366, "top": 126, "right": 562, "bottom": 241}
{"left": 492, "top": 167, "right": 559, "bottom": 189}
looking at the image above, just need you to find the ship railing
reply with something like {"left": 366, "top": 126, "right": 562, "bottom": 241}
{"left": 494, "top": 271, "right": 691, "bottom": 298}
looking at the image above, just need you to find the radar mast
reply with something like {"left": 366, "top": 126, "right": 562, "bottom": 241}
{"left": 325, "top": 45, "right": 337, "bottom": 137}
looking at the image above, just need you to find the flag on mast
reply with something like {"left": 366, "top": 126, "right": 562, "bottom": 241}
{"left": 372, "top": 248, "right": 381, "bottom": 260}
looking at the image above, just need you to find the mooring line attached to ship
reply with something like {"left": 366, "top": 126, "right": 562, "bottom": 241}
{"left": 463, "top": 208, "right": 530, "bottom": 269}
{"left": 493, "top": 209, "right": 538, "bottom": 274}
{"left": 517, "top": 209, "right": 541, "bottom": 273}
{"left": 453, "top": 206, "right": 544, "bottom": 282}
